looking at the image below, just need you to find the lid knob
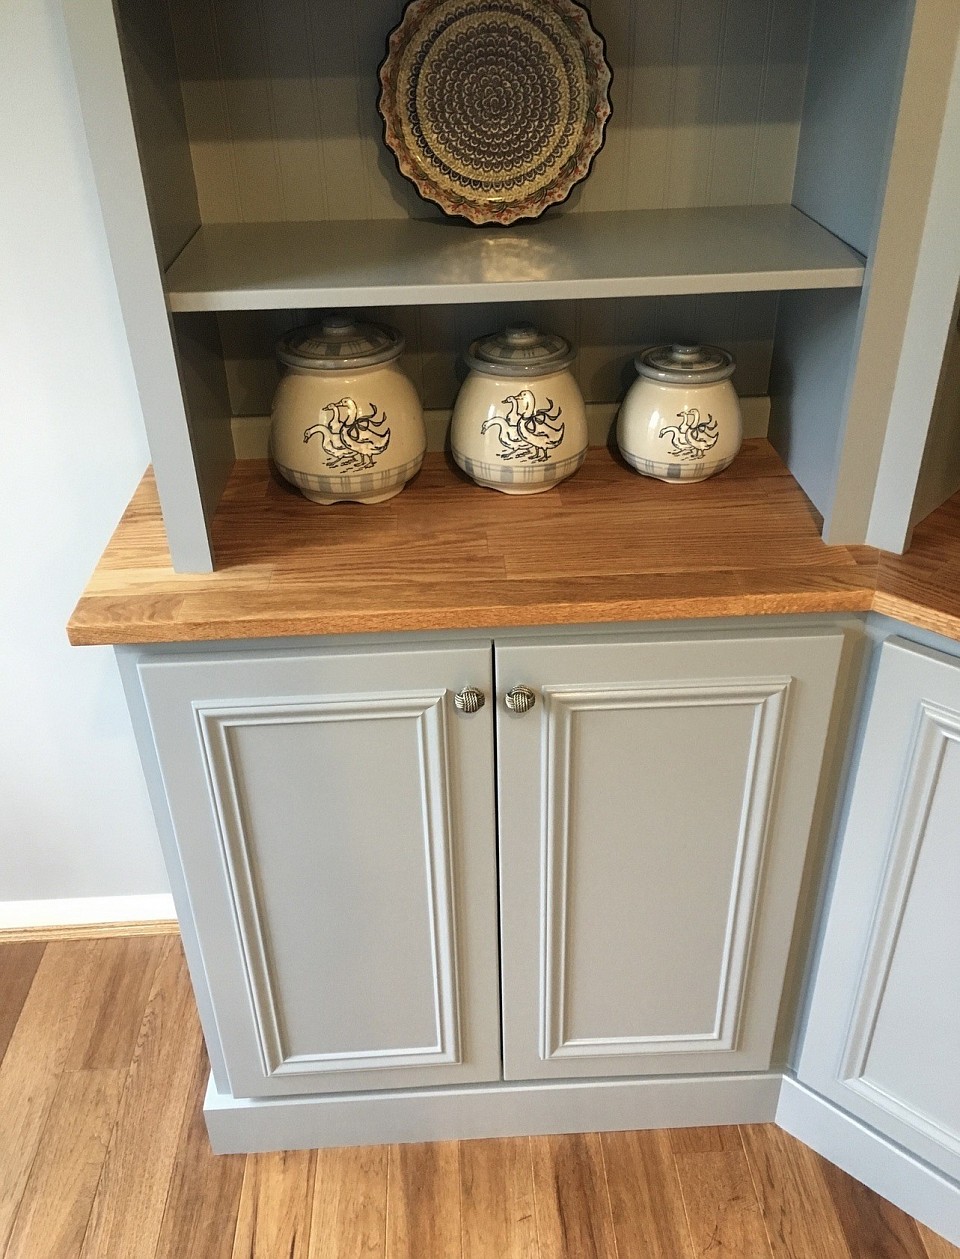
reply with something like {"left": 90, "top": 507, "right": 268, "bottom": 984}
{"left": 504, "top": 322, "right": 541, "bottom": 347}
{"left": 320, "top": 314, "right": 358, "bottom": 336}
{"left": 670, "top": 343, "right": 704, "bottom": 361}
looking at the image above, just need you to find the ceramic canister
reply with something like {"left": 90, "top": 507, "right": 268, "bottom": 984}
{"left": 451, "top": 323, "right": 588, "bottom": 494}
{"left": 270, "top": 315, "right": 426, "bottom": 504}
{"left": 617, "top": 343, "right": 743, "bottom": 483}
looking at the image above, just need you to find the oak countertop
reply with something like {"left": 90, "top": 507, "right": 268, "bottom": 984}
{"left": 68, "top": 442, "right": 960, "bottom": 647}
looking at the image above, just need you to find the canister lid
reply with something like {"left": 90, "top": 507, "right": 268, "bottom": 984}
{"left": 465, "top": 322, "right": 575, "bottom": 377}
{"left": 635, "top": 343, "right": 735, "bottom": 384}
{"left": 277, "top": 314, "right": 404, "bottom": 370}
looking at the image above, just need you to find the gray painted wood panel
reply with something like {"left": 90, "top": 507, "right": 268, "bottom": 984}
{"left": 773, "top": 1, "right": 960, "bottom": 545}
{"left": 821, "top": 0, "right": 960, "bottom": 545}
{"left": 136, "top": 641, "right": 502, "bottom": 1097}
{"left": 496, "top": 629, "right": 845, "bottom": 1082}
{"left": 910, "top": 281, "right": 960, "bottom": 532}
{"left": 792, "top": 0, "right": 912, "bottom": 258}
{"left": 869, "top": 29, "right": 960, "bottom": 550}
{"left": 62, "top": 0, "right": 215, "bottom": 572}
{"left": 798, "top": 637, "right": 960, "bottom": 1184}
{"left": 114, "top": 0, "right": 200, "bottom": 269}
{"left": 768, "top": 287, "right": 860, "bottom": 522}
{"left": 162, "top": 208, "right": 864, "bottom": 312}
{"left": 167, "top": 0, "right": 812, "bottom": 225}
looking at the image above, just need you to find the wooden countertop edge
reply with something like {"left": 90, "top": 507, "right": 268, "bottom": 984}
{"left": 67, "top": 588, "right": 881, "bottom": 648}
{"left": 870, "top": 590, "right": 960, "bottom": 643}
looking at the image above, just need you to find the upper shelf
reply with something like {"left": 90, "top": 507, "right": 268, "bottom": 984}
{"left": 164, "top": 205, "right": 866, "bottom": 313}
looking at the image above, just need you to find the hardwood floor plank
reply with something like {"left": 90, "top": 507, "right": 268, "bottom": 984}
{"left": 386, "top": 1141, "right": 461, "bottom": 1259}
{"left": 66, "top": 934, "right": 166, "bottom": 1070}
{"left": 309, "top": 1144, "right": 388, "bottom": 1259}
{"left": 601, "top": 1128, "right": 695, "bottom": 1259}
{"left": 531, "top": 1132, "right": 618, "bottom": 1259}
{"left": 154, "top": 1047, "right": 246, "bottom": 1259}
{"left": 0, "top": 941, "right": 44, "bottom": 1064}
{"left": 674, "top": 1127, "right": 774, "bottom": 1258}
{"left": 816, "top": 1154, "right": 930, "bottom": 1259}
{"left": 0, "top": 940, "right": 101, "bottom": 1251}
{"left": 669, "top": 1126, "right": 743, "bottom": 1155}
{"left": 459, "top": 1137, "right": 537, "bottom": 1259}
{"left": 916, "top": 1221, "right": 960, "bottom": 1258}
{"left": 78, "top": 939, "right": 205, "bottom": 1259}
{"left": 232, "top": 1150, "right": 316, "bottom": 1259}
{"left": 739, "top": 1124, "right": 852, "bottom": 1259}
{"left": 5, "top": 1067, "right": 125, "bottom": 1259}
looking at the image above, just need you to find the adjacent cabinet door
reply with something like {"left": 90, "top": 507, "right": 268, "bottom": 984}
{"left": 798, "top": 638, "right": 960, "bottom": 1183}
{"left": 139, "top": 643, "right": 501, "bottom": 1098}
{"left": 496, "top": 631, "right": 845, "bottom": 1081}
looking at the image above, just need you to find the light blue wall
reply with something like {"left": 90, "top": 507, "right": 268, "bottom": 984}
{"left": 0, "top": 0, "right": 167, "bottom": 902}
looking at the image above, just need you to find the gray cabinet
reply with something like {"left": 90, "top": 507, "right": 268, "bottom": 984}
{"left": 135, "top": 626, "right": 846, "bottom": 1106}
{"left": 797, "top": 637, "right": 960, "bottom": 1182}
{"left": 138, "top": 641, "right": 502, "bottom": 1097}
{"left": 496, "top": 631, "right": 846, "bottom": 1081}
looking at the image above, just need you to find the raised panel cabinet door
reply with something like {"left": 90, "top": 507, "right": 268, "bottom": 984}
{"left": 798, "top": 638, "right": 960, "bottom": 1181}
{"left": 496, "top": 630, "right": 845, "bottom": 1081}
{"left": 137, "top": 642, "right": 500, "bottom": 1098}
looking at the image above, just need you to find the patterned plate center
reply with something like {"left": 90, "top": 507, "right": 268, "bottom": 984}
{"left": 399, "top": 1, "right": 585, "bottom": 196}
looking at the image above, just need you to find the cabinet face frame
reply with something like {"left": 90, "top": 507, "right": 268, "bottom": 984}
{"left": 495, "top": 629, "right": 846, "bottom": 1082}
{"left": 135, "top": 642, "right": 502, "bottom": 1098}
{"left": 798, "top": 636, "right": 960, "bottom": 1182}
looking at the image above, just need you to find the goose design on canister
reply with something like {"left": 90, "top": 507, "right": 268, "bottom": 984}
{"left": 303, "top": 398, "right": 391, "bottom": 471}
{"left": 658, "top": 407, "right": 719, "bottom": 460}
{"left": 481, "top": 390, "right": 565, "bottom": 463}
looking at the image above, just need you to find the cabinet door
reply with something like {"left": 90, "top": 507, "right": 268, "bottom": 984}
{"left": 496, "top": 630, "right": 844, "bottom": 1081}
{"left": 138, "top": 643, "right": 500, "bottom": 1098}
{"left": 798, "top": 638, "right": 960, "bottom": 1181}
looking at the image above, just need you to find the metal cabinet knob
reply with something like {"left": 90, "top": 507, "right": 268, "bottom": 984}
{"left": 454, "top": 686, "right": 486, "bottom": 714}
{"left": 505, "top": 685, "right": 537, "bottom": 715}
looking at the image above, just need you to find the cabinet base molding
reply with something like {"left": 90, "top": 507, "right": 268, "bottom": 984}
{"left": 777, "top": 1077, "right": 960, "bottom": 1247}
{"left": 204, "top": 1070, "right": 781, "bottom": 1155}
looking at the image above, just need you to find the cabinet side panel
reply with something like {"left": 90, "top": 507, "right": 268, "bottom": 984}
{"left": 910, "top": 280, "right": 960, "bottom": 532}
{"left": 170, "top": 313, "right": 234, "bottom": 535}
{"left": 769, "top": 287, "right": 860, "bottom": 522}
{"left": 827, "top": 2, "right": 960, "bottom": 545}
{"left": 792, "top": 0, "right": 912, "bottom": 257}
{"left": 114, "top": 0, "right": 200, "bottom": 268}
{"left": 63, "top": 0, "right": 214, "bottom": 572}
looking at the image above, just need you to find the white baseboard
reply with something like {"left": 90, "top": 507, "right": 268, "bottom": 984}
{"left": 204, "top": 1070, "right": 781, "bottom": 1154}
{"left": 0, "top": 893, "right": 177, "bottom": 936}
{"left": 777, "top": 1077, "right": 960, "bottom": 1247}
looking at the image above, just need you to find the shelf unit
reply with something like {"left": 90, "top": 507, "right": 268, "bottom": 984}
{"left": 65, "top": 0, "right": 960, "bottom": 574}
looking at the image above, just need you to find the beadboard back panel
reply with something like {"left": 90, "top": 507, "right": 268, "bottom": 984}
{"left": 164, "top": 0, "right": 813, "bottom": 226}
{"left": 215, "top": 291, "right": 778, "bottom": 416}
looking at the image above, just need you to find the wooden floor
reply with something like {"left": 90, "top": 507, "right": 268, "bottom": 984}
{"left": 0, "top": 935, "right": 956, "bottom": 1259}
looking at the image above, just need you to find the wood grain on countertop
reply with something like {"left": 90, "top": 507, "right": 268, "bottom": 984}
{"left": 70, "top": 440, "right": 953, "bottom": 647}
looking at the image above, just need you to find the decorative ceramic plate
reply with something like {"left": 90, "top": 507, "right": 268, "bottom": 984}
{"left": 378, "top": 0, "right": 612, "bottom": 226}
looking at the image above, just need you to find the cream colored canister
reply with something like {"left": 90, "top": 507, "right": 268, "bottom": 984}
{"left": 270, "top": 315, "right": 426, "bottom": 504}
{"left": 451, "top": 323, "right": 588, "bottom": 494}
{"left": 617, "top": 343, "right": 743, "bottom": 483}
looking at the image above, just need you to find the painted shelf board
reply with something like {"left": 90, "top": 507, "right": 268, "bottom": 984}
{"left": 69, "top": 442, "right": 884, "bottom": 646}
{"left": 164, "top": 206, "right": 866, "bottom": 312}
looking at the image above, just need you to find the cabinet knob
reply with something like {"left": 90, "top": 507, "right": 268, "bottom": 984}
{"left": 505, "top": 685, "right": 538, "bottom": 715}
{"left": 454, "top": 686, "right": 486, "bottom": 714}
